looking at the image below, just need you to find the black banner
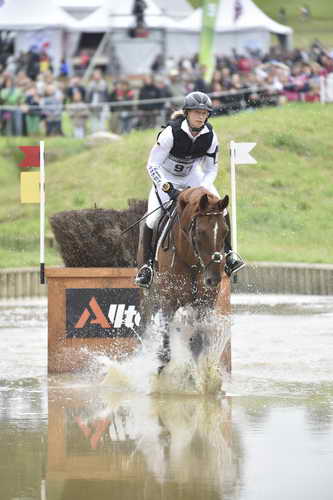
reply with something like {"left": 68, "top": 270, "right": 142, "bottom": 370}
{"left": 66, "top": 288, "right": 142, "bottom": 338}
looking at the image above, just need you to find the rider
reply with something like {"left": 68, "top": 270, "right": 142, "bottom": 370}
{"left": 135, "top": 91, "right": 245, "bottom": 288}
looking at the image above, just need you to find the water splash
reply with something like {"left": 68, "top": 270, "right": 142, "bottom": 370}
{"left": 100, "top": 307, "right": 231, "bottom": 395}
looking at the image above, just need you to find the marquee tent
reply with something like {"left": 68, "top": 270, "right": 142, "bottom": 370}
{"left": 167, "top": 0, "right": 293, "bottom": 58}
{"left": 0, "top": 0, "right": 80, "bottom": 74}
{"left": 75, "top": 0, "right": 181, "bottom": 74}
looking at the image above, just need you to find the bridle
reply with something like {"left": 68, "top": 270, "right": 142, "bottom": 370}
{"left": 187, "top": 211, "right": 225, "bottom": 272}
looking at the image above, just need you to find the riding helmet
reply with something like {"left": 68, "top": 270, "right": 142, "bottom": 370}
{"left": 183, "top": 91, "right": 213, "bottom": 113}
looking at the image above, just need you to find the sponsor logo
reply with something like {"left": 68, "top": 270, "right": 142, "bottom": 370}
{"left": 66, "top": 288, "right": 142, "bottom": 338}
{"left": 75, "top": 296, "right": 111, "bottom": 329}
{"left": 75, "top": 298, "right": 141, "bottom": 330}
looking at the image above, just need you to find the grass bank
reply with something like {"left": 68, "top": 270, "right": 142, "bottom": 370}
{"left": 1, "top": 103, "right": 332, "bottom": 268}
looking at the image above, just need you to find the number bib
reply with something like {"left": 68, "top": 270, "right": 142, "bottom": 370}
{"left": 163, "top": 156, "right": 195, "bottom": 177}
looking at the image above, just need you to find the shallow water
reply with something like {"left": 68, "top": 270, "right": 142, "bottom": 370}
{"left": 0, "top": 295, "right": 332, "bottom": 500}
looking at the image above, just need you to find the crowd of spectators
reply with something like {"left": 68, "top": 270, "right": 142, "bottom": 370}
{"left": 0, "top": 38, "right": 332, "bottom": 138}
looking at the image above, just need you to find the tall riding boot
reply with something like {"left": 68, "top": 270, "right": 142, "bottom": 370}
{"left": 224, "top": 213, "right": 245, "bottom": 277}
{"left": 135, "top": 224, "right": 154, "bottom": 288}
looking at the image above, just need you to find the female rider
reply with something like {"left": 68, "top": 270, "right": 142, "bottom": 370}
{"left": 135, "top": 91, "right": 244, "bottom": 288}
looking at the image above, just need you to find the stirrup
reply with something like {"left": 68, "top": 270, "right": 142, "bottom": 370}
{"left": 224, "top": 251, "right": 245, "bottom": 277}
{"left": 134, "top": 264, "right": 154, "bottom": 289}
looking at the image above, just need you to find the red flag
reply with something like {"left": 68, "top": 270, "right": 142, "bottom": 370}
{"left": 18, "top": 146, "right": 40, "bottom": 167}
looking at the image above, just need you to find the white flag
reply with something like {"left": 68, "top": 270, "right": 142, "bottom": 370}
{"left": 233, "top": 142, "right": 257, "bottom": 165}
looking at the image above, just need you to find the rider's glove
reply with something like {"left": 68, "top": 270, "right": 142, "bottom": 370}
{"left": 161, "top": 182, "right": 181, "bottom": 200}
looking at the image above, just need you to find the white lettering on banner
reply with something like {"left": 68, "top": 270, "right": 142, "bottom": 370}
{"left": 108, "top": 304, "right": 141, "bottom": 329}
{"left": 233, "top": 142, "right": 257, "bottom": 165}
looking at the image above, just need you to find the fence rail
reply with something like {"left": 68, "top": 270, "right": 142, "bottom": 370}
{"left": 0, "top": 263, "right": 332, "bottom": 299}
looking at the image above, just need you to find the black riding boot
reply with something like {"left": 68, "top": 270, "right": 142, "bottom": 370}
{"left": 224, "top": 213, "right": 245, "bottom": 277}
{"left": 135, "top": 224, "right": 154, "bottom": 288}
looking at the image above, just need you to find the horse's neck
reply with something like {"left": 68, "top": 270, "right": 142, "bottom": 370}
{"left": 172, "top": 220, "right": 196, "bottom": 268}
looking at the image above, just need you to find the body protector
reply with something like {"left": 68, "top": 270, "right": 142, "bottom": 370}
{"left": 168, "top": 116, "right": 214, "bottom": 160}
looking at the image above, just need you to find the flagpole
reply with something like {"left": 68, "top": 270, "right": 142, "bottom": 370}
{"left": 39, "top": 141, "right": 45, "bottom": 284}
{"left": 229, "top": 140, "right": 238, "bottom": 254}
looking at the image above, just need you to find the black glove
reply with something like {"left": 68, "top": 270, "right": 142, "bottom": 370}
{"left": 161, "top": 182, "right": 181, "bottom": 200}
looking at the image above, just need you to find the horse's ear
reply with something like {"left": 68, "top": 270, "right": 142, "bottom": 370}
{"left": 199, "top": 194, "right": 209, "bottom": 213}
{"left": 216, "top": 195, "right": 229, "bottom": 212}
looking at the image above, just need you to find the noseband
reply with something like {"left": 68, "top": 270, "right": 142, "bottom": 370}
{"left": 188, "top": 212, "right": 225, "bottom": 271}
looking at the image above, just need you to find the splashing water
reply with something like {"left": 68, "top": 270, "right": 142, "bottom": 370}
{"left": 100, "top": 307, "right": 231, "bottom": 395}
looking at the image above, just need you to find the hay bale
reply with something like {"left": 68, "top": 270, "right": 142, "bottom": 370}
{"left": 50, "top": 199, "right": 147, "bottom": 267}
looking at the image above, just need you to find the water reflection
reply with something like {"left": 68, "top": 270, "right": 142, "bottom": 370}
{"left": 1, "top": 295, "right": 332, "bottom": 500}
{"left": 47, "top": 388, "right": 238, "bottom": 500}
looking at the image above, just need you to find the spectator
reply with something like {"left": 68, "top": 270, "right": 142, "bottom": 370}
{"left": 5, "top": 55, "right": 17, "bottom": 75}
{"left": 168, "top": 69, "right": 186, "bottom": 100}
{"left": 262, "top": 72, "right": 282, "bottom": 106}
{"left": 192, "top": 65, "right": 210, "bottom": 93}
{"left": 0, "top": 74, "right": 24, "bottom": 136}
{"left": 109, "top": 80, "right": 135, "bottom": 134}
{"left": 42, "top": 84, "right": 63, "bottom": 136}
{"left": 67, "top": 89, "right": 90, "bottom": 138}
{"left": 86, "top": 69, "right": 109, "bottom": 133}
{"left": 210, "top": 81, "right": 224, "bottom": 115}
{"left": 66, "top": 76, "right": 86, "bottom": 103}
{"left": 220, "top": 67, "right": 233, "bottom": 90}
{"left": 138, "top": 75, "right": 161, "bottom": 129}
{"left": 60, "top": 58, "right": 70, "bottom": 78}
{"left": 24, "top": 85, "right": 42, "bottom": 136}
{"left": 26, "top": 46, "right": 40, "bottom": 81}
{"left": 154, "top": 76, "right": 173, "bottom": 124}
{"left": 39, "top": 48, "right": 52, "bottom": 74}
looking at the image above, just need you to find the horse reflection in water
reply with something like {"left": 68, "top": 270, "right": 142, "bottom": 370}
{"left": 143, "top": 187, "right": 230, "bottom": 380}
{"left": 48, "top": 388, "right": 236, "bottom": 499}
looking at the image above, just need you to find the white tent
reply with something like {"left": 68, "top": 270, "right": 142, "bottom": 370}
{"left": 76, "top": 0, "right": 181, "bottom": 74}
{"left": 167, "top": 0, "right": 293, "bottom": 58}
{"left": 0, "top": 0, "right": 80, "bottom": 74}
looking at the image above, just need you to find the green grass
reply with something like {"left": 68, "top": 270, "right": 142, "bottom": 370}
{"left": 189, "top": 0, "right": 333, "bottom": 48}
{"left": 1, "top": 103, "right": 332, "bottom": 268}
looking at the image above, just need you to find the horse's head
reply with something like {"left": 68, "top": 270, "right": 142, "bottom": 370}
{"left": 177, "top": 187, "right": 229, "bottom": 288}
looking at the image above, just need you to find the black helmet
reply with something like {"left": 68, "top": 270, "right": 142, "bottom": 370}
{"left": 183, "top": 91, "right": 213, "bottom": 113}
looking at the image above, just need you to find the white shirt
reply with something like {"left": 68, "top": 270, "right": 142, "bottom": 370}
{"left": 147, "top": 119, "right": 219, "bottom": 190}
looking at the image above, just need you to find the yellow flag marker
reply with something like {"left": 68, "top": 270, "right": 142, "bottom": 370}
{"left": 20, "top": 171, "right": 40, "bottom": 203}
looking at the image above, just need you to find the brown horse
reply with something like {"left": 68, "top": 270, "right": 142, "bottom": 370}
{"left": 144, "top": 187, "right": 230, "bottom": 368}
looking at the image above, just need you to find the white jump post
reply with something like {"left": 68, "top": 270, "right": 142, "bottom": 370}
{"left": 40, "top": 140, "right": 45, "bottom": 285}
{"left": 229, "top": 141, "right": 257, "bottom": 278}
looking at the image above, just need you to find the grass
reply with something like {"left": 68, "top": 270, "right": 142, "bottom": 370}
{"left": 189, "top": 0, "right": 333, "bottom": 48}
{"left": 1, "top": 102, "right": 332, "bottom": 268}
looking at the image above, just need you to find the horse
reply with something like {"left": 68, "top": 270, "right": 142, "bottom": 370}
{"left": 142, "top": 186, "right": 230, "bottom": 371}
